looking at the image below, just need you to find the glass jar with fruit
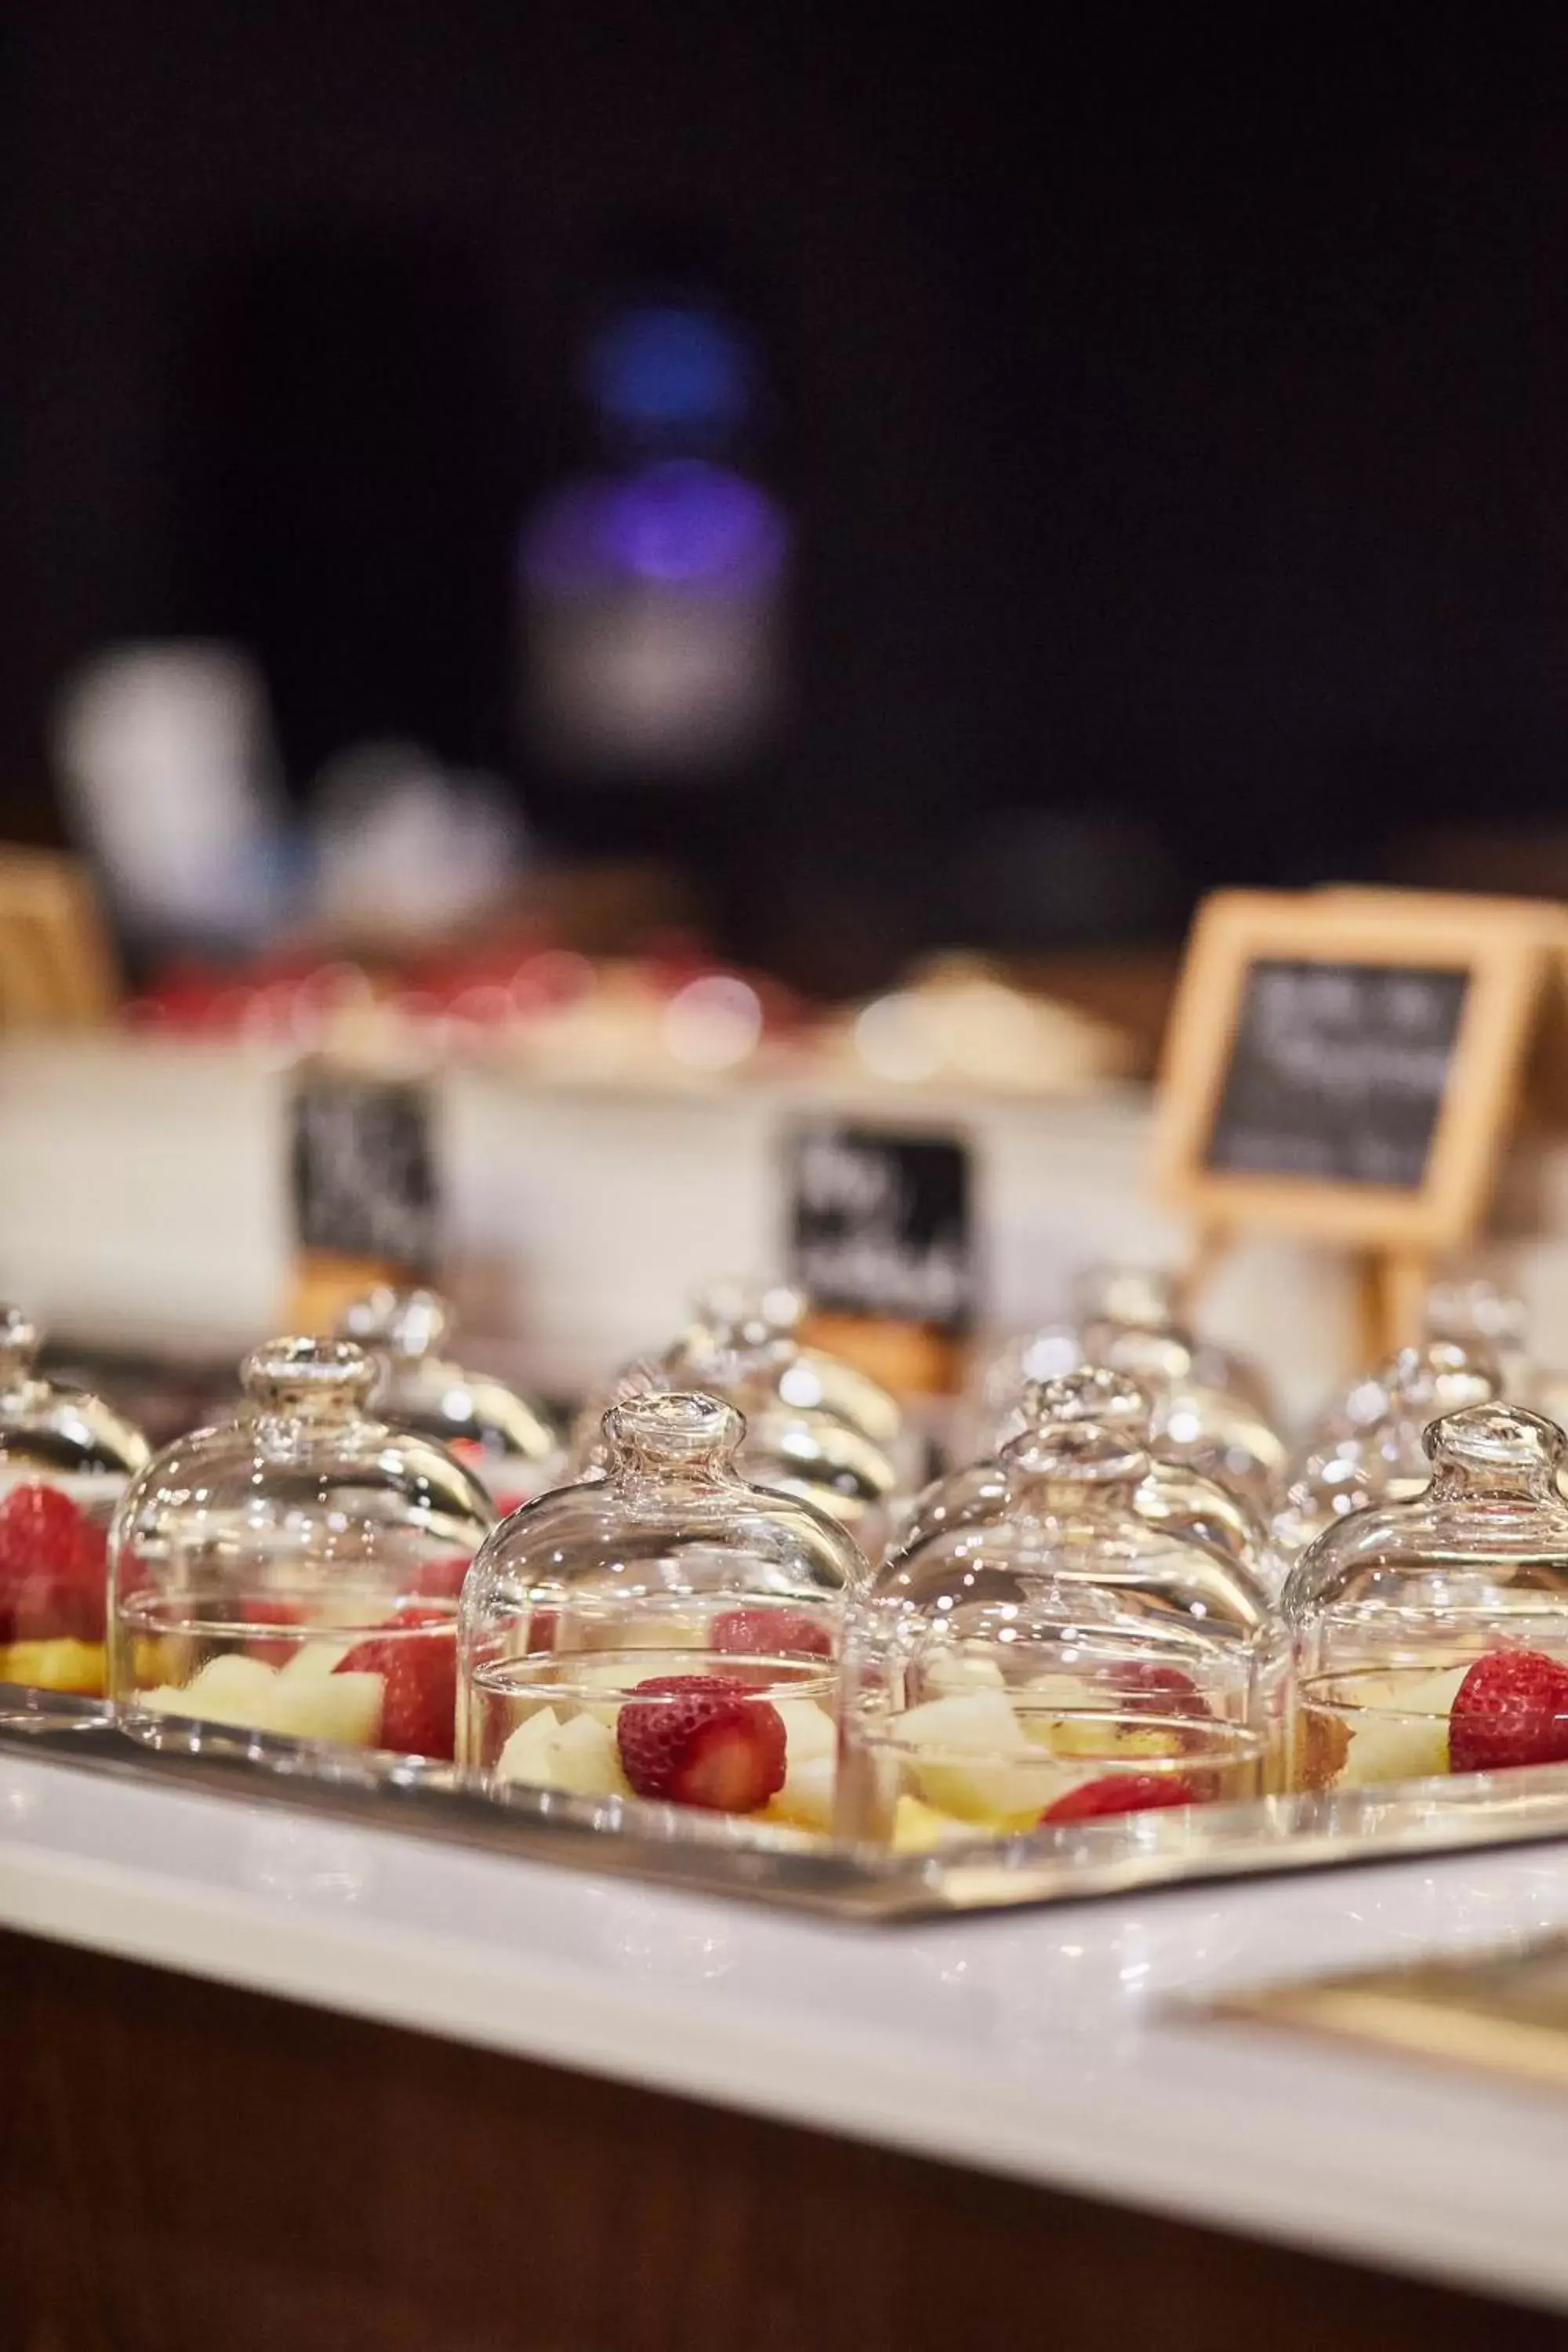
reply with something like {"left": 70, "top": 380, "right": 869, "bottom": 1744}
{"left": 0, "top": 1307, "right": 151, "bottom": 1722}
{"left": 1286, "top": 1402, "right": 1568, "bottom": 1795}
{"left": 1077, "top": 1289, "right": 1285, "bottom": 1516}
{"left": 336, "top": 1284, "right": 561, "bottom": 1512}
{"left": 460, "top": 1390, "right": 866, "bottom": 1835}
{"left": 1271, "top": 1340, "right": 1499, "bottom": 1568}
{"left": 838, "top": 1420, "right": 1276, "bottom": 1852}
{"left": 109, "top": 1337, "right": 494, "bottom": 1774}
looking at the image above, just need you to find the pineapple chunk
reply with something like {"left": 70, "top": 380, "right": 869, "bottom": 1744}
{"left": 544, "top": 1712, "right": 630, "bottom": 1798}
{"left": 137, "top": 1651, "right": 384, "bottom": 1747}
{"left": 1341, "top": 1715, "right": 1450, "bottom": 1787}
{"left": 495, "top": 1705, "right": 563, "bottom": 1784}
{"left": 267, "top": 1669, "right": 384, "bottom": 1748}
{"left": 776, "top": 1698, "right": 837, "bottom": 1766}
{"left": 159, "top": 1653, "right": 281, "bottom": 1728}
{"left": 0, "top": 1639, "right": 107, "bottom": 1695}
{"left": 278, "top": 1640, "right": 357, "bottom": 1682}
{"left": 899, "top": 1690, "right": 1067, "bottom": 1827}
{"left": 1336, "top": 1665, "right": 1470, "bottom": 1788}
{"left": 495, "top": 1705, "right": 629, "bottom": 1797}
{"left": 892, "top": 1795, "right": 976, "bottom": 1853}
{"left": 768, "top": 1751, "right": 836, "bottom": 1833}
{"left": 924, "top": 1651, "right": 1007, "bottom": 1695}
{"left": 1395, "top": 1664, "right": 1472, "bottom": 1715}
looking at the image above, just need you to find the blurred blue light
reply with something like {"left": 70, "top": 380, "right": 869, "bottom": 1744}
{"left": 586, "top": 304, "right": 753, "bottom": 440}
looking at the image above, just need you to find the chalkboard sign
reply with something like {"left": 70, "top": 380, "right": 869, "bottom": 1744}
{"left": 289, "top": 1069, "right": 438, "bottom": 1271}
{"left": 786, "top": 1124, "right": 975, "bottom": 1334}
{"left": 1205, "top": 958, "right": 1470, "bottom": 1189}
{"left": 1155, "top": 891, "right": 1552, "bottom": 1250}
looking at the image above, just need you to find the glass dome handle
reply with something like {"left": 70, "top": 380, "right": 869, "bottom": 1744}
{"left": 241, "top": 1337, "right": 382, "bottom": 1418}
{"left": 603, "top": 1389, "right": 745, "bottom": 1479}
{"left": 998, "top": 1418, "right": 1151, "bottom": 1490}
{"left": 1424, "top": 1402, "right": 1564, "bottom": 1497}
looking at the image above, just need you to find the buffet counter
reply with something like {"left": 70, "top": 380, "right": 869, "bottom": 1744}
{"left": 5, "top": 1740, "right": 1568, "bottom": 2347}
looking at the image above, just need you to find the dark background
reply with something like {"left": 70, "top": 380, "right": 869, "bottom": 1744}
{"left": 2, "top": 3, "right": 1563, "bottom": 986}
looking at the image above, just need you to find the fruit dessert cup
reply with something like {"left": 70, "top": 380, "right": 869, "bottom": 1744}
{"left": 119, "top": 1592, "right": 468, "bottom": 1766}
{"left": 474, "top": 1599, "right": 839, "bottom": 1829}
{"left": 0, "top": 1478, "right": 123, "bottom": 1705}
{"left": 840, "top": 1418, "right": 1278, "bottom": 1849}
{"left": 111, "top": 1336, "right": 493, "bottom": 1774}
{"left": 1285, "top": 1402, "right": 1568, "bottom": 1796}
{"left": 837, "top": 1639, "right": 1267, "bottom": 1852}
{"left": 0, "top": 1306, "right": 151, "bottom": 1722}
{"left": 461, "top": 1391, "right": 864, "bottom": 1831}
{"left": 1294, "top": 1648, "right": 1568, "bottom": 1791}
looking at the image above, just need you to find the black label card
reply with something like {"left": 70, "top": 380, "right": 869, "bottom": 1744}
{"left": 1205, "top": 957, "right": 1470, "bottom": 1190}
{"left": 786, "top": 1123, "right": 975, "bottom": 1333}
{"left": 289, "top": 1069, "right": 439, "bottom": 1270}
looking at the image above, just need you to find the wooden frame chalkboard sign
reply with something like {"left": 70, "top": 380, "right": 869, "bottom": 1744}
{"left": 1154, "top": 890, "right": 1552, "bottom": 1250}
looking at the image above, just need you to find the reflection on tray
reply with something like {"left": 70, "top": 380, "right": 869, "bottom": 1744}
{"left": 1210, "top": 1932, "right": 1568, "bottom": 2094}
{"left": 7, "top": 1686, "right": 1568, "bottom": 1925}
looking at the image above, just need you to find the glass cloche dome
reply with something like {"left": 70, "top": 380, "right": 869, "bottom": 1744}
{"left": 0, "top": 1306, "right": 150, "bottom": 1719}
{"left": 839, "top": 1419, "right": 1276, "bottom": 1851}
{"left": 109, "top": 1336, "right": 494, "bottom": 1773}
{"left": 336, "top": 1285, "right": 561, "bottom": 1508}
{"left": 1271, "top": 1340, "right": 1499, "bottom": 1568}
{"left": 896, "top": 1364, "right": 1272, "bottom": 1592}
{"left": 1284, "top": 1402, "right": 1568, "bottom": 1795}
{"left": 461, "top": 1390, "right": 866, "bottom": 1832}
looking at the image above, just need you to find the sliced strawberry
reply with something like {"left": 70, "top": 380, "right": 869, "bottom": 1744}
{"left": 1043, "top": 1772, "right": 1201, "bottom": 1824}
{"left": 336, "top": 1606, "right": 457, "bottom": 1760}
{"left": 0, "top": 1483, "right": 107, "bottom": 1642}
{"left": 713, "top": 1606, "right": 833, "bottom": 1661}
{"left": 1448, "top": 1649, "right": 1568, "bottom": 1774}
{"left": 615, "top": 1673, "right": 786, "bottom": 1813}
{"left": 412, "top": 1554, "right": 473, "bottom": 1602}
{"left": 243, "top": 1596, "right": 304, "bottom": 1665}
{"left": 1112, "top": 1661, "right": 1208, "bottom": 1716}
{"left": 0, "top": 1483, "right": 90, "bottom": 1580}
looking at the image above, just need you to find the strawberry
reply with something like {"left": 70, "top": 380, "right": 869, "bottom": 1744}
{"left": 713, "top": 1607, "right": 833, "bottom": 1661}
{"left": 412, "top": 1554, "right": 473, "bottom": 1602}
{"left": 335, "top": 1606, "right": 457, "bottom": 1760}
{"left": 243, "top": 1597, "right": 303, "bottom": 1665}
{"left": 0, "top": 1483, "right": 107, "bottom": 1642}
{"left": 53, "top": 1512, "right": 109, "bottom": 1642}
{"left": 615, "top": 1674, "right": 786, "bottom": 1812}
{"left": 1448, "top": 1649, "right": 1568, "bottom": 1774}
{"left": 1042, "top": 1772, "right": 1201, "bottom": 1824}
{"left": 1112, "top": 1661, "right": 1207, "bottom": 1715}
